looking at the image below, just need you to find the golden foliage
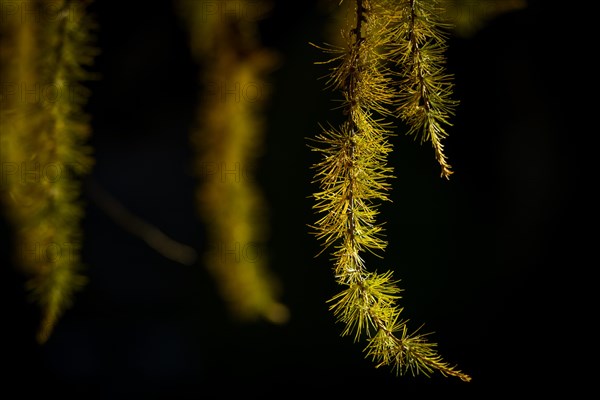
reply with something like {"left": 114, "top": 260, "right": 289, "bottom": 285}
{"left": 392, "top": 0, "right": 457, "bottom": 179}
{"left": 0, "top": 0, "right": 97, "bottom": 342}
{"left": 311, "top": 0, "right": 470, "bottom": 381}
{"left": 179, "top": 0, "right": 288, "bottom": 324}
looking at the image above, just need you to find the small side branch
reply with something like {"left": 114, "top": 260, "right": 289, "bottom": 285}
{"left": 85, "top": 179, "right": 197, "bottom": 266}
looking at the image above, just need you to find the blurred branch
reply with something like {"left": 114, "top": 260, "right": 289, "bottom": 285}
{"left": 85, "top": 179, "right": 198, "bottom": 266}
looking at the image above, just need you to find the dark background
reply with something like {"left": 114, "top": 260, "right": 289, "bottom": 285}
{"left": 2, "top": 0, "right": 590, "bottom": 398}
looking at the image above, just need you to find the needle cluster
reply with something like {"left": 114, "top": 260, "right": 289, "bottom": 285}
{"left": 311, "top": 0, "right": 469, "bottom": 381}
{"left": 392, "top": 0, "right": 457, "bottom": 178}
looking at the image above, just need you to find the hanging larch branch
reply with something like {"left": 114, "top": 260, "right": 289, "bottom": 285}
{"left": 0, "top": 0, "right": 97, "bottom": 343}
{"left": 392, "top": 0, "right": 457, "bottom": 178}
{"left": 311, "top": 0, "right": 470, "bottom": 381}
{"left": 178, "top": 0, "right": 288, "bottom": 324}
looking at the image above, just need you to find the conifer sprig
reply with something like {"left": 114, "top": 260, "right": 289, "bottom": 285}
{"left": 311, "top": 0, "right": 470, "bottom": 381}
{"left": 392, "top": 0, "right": 457, "bottom": 178}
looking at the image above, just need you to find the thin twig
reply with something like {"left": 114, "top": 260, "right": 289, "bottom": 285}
{"left": 85, "top": 179, "right": 198, "bottom": 266}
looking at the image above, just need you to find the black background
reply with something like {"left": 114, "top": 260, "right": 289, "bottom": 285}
{"left": 2, "top": 0, "right": 590, "bottom": 398}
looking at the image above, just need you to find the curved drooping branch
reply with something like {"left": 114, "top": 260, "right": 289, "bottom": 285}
{"left": 311, "top": 0, "right": 469, "bottom": 381}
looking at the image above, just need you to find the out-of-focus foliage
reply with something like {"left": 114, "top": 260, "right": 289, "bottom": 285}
{"left": 442, "top": 0, "right": 527, "bottom": 37}
{"left": 178, "top": 0, "right": 288, "bottom": 324}
{"left": 0, "top": 0, "right": 97, "bottom": 343}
